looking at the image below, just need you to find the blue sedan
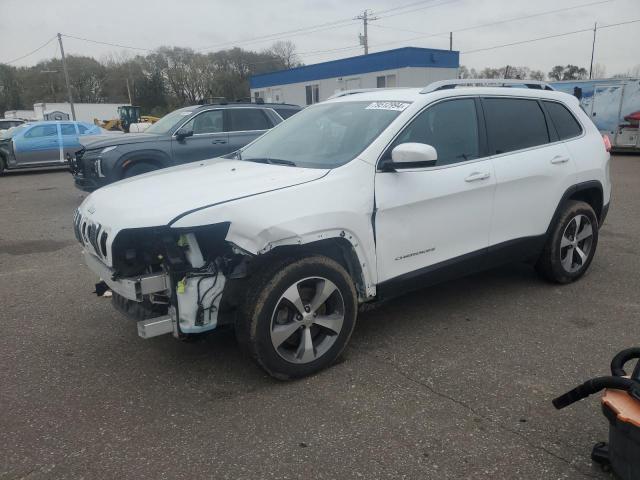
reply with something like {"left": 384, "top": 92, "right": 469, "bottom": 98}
{"left": 0, "top": 121, "right": 102, "bottom": 173}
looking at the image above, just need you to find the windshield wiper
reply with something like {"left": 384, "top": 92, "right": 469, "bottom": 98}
{"left": 244, "top": 157, "right": 297, "bottom": 167}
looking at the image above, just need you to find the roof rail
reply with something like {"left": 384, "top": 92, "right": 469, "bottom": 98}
{"left": 421, "top": 78, "right": 555, "bottom": 93}
{"left": 327, "top": 88, "right": 381, "bottom": 100}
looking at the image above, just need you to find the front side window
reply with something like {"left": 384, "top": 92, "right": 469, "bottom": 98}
{"left": 483, "top": 98, "right": 549, "bottom": 154}
{"left": 182, "top": 110, "right": 224, "bottom": 134}
{"left": 24, "top": 124, "right": 57, "bottom": 139}
{"left": 146, "top": 107, "right": 194, "bottom": 135}
{"left": 228, "top": 109, "right": 271, "bottom": 131}
{"left": 240, "top": 101, "right": 407, "bottom": 169}
{"left": 543, "top": 101, "right": 583, "bottom": 140}
{"left": 392, "top": 98, "right": 480, "bottom": 166}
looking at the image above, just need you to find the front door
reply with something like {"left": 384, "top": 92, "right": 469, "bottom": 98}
{"left": 172, "top": 109, "right": 229, "bottom": 163}
{"left": 375, "top": 97, "right": 495, "bottom": 283}
{"left": 13, "top": 123, "right": 60, "bottom": 165}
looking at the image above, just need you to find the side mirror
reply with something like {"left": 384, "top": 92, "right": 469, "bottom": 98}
{"left": 381, "top": 143, "right": 438, "bottom": 171}
{"left": 175, "top": 128, "right": 194, "bottom": 141}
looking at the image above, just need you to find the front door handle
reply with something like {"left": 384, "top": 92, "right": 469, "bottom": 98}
{"left": 551, "top": 155, "right": 570, "bottom": 164}
{"left": 465, "top": 171, "right": 490, "bottom": 182}
{"left": 211, "top": 139, "right": 227, "bottom": 144}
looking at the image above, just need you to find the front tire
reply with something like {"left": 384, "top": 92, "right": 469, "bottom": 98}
{"left": 536, "top": 200, "right": 599, "bottom": 284}
{"left": 236, "top": 255, "right": 358, "bottom": 379}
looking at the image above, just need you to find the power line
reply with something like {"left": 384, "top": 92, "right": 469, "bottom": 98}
{"left": 461, "top": 18, "right": 640, "bottom": 54}
{"left": 367, "top": 0, "right": 616, "bottom": 50}
{"left": 196, "top": 0, "right": 457, "bottom": 52}
{"left": 61, "top": 34, "right": 153, "bottom": 52}
{"left": 1, "top": 35, "right": 57, "bottom": 65}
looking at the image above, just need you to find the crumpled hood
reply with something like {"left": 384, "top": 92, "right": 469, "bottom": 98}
{"left": 81, "top": 132, "right": 163, "bottom": 149}
{"left": 79, "top": 158, "right": 329, "bottom": 230}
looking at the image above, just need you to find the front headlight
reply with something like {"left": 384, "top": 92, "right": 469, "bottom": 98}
{"left": 101, "top": 145, "right": 118, "bottom": 154}
{"left": 94, "top": 158, "right": 105, "bottom": 177}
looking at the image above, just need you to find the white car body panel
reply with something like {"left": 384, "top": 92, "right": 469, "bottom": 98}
{"left": 74, "top": 83, "right": 611, "bottom": 343}
{"left": 375, "top": 157, "right": 496, "bottom": 282}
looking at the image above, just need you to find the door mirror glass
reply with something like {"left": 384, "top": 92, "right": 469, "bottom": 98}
{"left": 391, "top": 142, "right": 438, "bottom": 166}
{"left": 175, "top": 128, "right": 194, "bottom": 141}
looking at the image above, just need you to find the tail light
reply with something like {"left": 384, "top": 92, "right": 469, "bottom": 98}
{"left": 602, "top": 134, "right": 612, "bottom": 152}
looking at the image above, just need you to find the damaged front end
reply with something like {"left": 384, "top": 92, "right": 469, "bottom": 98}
{"left": 77, "top": 215, "right": 248, "bottom": 339}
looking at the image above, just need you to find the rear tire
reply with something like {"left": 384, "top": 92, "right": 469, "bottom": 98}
{"left": 536, "top": 200, "right": 599, "bottom": 284}
{"left": 123, "top": 161, "right": 158, "bottom": 178}
{"left": 236, "top": 255, "right": 358, "bottom": 380}
{"left": 0, "top": 155, "right": 6, "bottom": 176}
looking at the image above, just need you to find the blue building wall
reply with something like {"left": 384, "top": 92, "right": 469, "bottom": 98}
{"left": 250, "top": 47, "right": 459, "bottom": 89}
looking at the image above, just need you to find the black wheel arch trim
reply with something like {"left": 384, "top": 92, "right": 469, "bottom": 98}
{"left": 114, "top": 149, "right": 172, "bottom": 179}
{"left": 546, "top": 180, "right": 605, "bottom": 235}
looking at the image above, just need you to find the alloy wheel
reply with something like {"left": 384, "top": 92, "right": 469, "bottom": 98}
{"left": 560, "top": 214, "right": 594, "bottom": 273}
{"left": 270, "top": 277, "right": 345, "bottom": 364}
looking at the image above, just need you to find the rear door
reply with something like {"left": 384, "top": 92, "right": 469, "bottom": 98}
{"left": 484, "top": 97, "right": 577, "bottom": 252}
{"left": 171, "top": 109, "right": 228, "bottom": 163}
{"left": 13, "top": 123, "right": 60, "bottom": 165}
{"left": 226, "top": 108, "right": 274, "bottom": 153}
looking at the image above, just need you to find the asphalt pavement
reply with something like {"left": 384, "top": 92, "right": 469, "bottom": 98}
{"left": 1, "top": 156, "right": 638, "bottom": 479}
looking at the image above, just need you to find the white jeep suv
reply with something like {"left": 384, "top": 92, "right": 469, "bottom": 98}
{"left": 74, "top": 80, "right": 611, "bottom": 379}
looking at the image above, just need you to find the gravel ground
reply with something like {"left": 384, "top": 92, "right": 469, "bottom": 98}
{"left": 1, "top": 155, "right": 638, "bottom": 479}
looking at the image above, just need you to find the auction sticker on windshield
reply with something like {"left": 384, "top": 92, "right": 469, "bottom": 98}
{"left": 365, "top": 101, "right": 411, "bottom": 111}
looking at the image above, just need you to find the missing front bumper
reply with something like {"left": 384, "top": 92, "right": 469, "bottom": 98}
{"left": 83, "top": 250, "right": 169, "bottom": 302}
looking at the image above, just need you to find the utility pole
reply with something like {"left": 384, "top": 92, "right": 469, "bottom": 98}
{"left": 356, "top": 10, "right": 378, "bottom": 55}
{"left": 57, "top": 33, "right": 76, "bottom": 121}
{"left": 126, "top": 78, "right": 133, "bottom": 105}
{"left": 449, "top": 32, "right": 453, "bottom": 51}
{"left": 589, "top": 22, "right": 597, "bottom": 79}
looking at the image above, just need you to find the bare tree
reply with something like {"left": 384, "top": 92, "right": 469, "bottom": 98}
{"left": 267, "top": 41, "right": 301, "bottom": 69}
{"left": 591, "top": 63, "right": 606, "bottom": 79}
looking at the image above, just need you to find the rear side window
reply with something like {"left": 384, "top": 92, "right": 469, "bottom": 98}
{"left": 483, "top": 98, "right": 549, "bottom": 154}
{"left": 274, "top": 108, "right": 298, "bottom": 120}
{"left": 393, "top": 98, "right": 480, "bottom": 166}
{"left": 60, "top": 123, "right": 76, "bottom": 135}
{"left": 543, "top": 101, "right": 583, "bottom": 140}
{"left": 228, "top": 109, "right": 272, "bottom": 131}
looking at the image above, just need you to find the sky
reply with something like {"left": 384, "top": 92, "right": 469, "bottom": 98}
{"left": 1, "top": 0, "right": 639, "bottom": 76}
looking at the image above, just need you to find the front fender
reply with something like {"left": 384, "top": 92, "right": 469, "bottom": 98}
{"left": 170, "top": 159, "right": 378, "bottom": 297}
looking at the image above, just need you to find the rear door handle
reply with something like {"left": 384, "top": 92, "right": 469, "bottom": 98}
{"left": 465, "top": 171, "right": 490, "bottom": 182}
{"left": 551, "top": 155, "right": 570, "bottom": 164}
{"left": 212, "top": 139, "right": 227, "bottom": 144}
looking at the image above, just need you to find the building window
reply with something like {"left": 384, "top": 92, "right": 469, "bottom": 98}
{"left": 376, "top": 74, "right": 397, "bottom": 88}
{"left": 305, "top": 84, "right": 319, "bottom": 105}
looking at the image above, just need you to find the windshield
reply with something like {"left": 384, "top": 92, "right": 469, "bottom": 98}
{"left": 240, "top": 101, "right": 409, "bottom": 168}
{"left": 145, "top": 107, "right": 194, "bottom": 135}
{"left": 0, "top": 124, "right": 29, "bottom": 139}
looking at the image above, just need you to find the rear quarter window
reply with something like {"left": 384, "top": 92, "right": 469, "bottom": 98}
{"left": 482, "top": 98, "right": 550, "bottom": 154}
{"left": 543, "top": 101, "right": 583, "bottom": 140}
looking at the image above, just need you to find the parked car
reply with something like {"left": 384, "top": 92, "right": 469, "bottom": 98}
{"left": 0, "top": 121, "right": 102, "bottom": 174}
{"left": 69, "top": 102, "right": 301, "bottom": 191}
{"left": 74, "top": 79, "right": 610, "bottom": 379}
{"left": 0, "top": 118, "right": 25, "bottom": 133}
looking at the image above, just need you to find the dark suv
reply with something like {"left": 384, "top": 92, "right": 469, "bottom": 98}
{"left": 69, "top": 102, "right": 301, "bottom": 190}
